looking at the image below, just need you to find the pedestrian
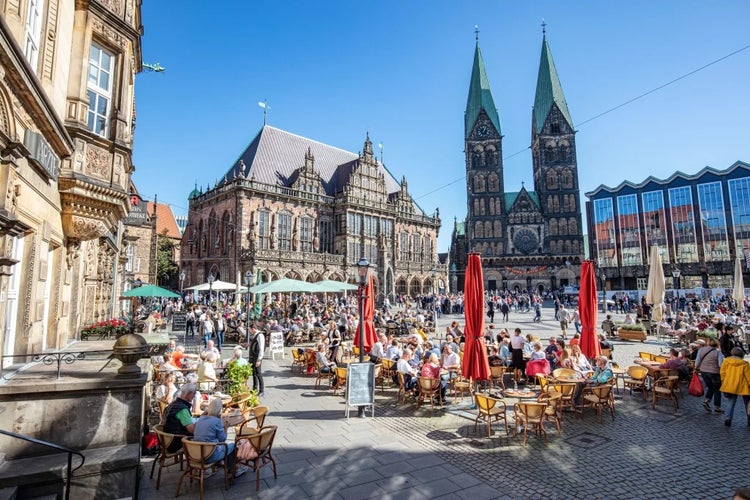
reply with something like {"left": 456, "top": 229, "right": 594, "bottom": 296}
{"left": 487, "top": 299, "right": 495, "bottom": 323}
{"left": 185, "top": 307, "right": 196, "bottom": 337}
{"left": 202, "top": 310, "right": 214, "bottom": 348}
{"left": 215, "top": 313, "right": 225, "bottom": 351}
{"left": 558, "top": 305, "right": 569, "bottom": 339}
{"left": 247, "top": 324, "right": 265, "bottom": 396}
{"left": 719, "top": 347, "right": 750, "bottom": 427}
{"left": 500, "top": 300, "right": 510, "bottom": 323}
{"left": 696, "top": 338, "right": 723, "bottom": 413}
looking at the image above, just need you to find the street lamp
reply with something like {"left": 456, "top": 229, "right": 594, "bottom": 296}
{"left": 450, "top": 263, "right": 457, "bottom": 295}
{"left": 245, "top": 270, "right": 254, "bottom": 324}
{"left": 430, "top": 266, "right": 436, "bottom": 321}
{"left": 357, "top": 256, "right": 370, "bottom": 417}
{"left": 179, "top": 271, "right": 185, "bottom": 296}
{"left": 207, "top": 273, "right": 215, "bottom": 309}
{"left": 599, "top": 271, "right": 607, "bottom": 313}
{"left": 672, "top": 268, "right": 681, "bottom": 311}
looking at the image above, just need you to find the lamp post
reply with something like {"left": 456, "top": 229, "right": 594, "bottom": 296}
{"left": 245, "top": 270, "right": 254, "bottom": 324}
{"left": 672, "top": 268, "right": 681, "bottom": 311}
{"left": 179, "top": 271, "right": 185, "bottom": 296}
{"left": 357, "top": 256, "right": 370, "bottom": 418}
{"left": 430, "top": 266, "right": 436, "bottom": 322}
{"left": 207, "top": 273, "right": 215, "bottom": 309}
{"left": 450, "top": 263, "right": 457, "bottom": 295}
{"left": 599, "top": 271, "right": 607, "bottom": 313}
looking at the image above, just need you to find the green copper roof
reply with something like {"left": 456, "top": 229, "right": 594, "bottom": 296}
{"left": 533, "top": 35, "right": 573, "bottom": 134}
{"left": 465, "top": 43, "right": 501, "bottom": 139}
{"left": 455, "top": 221, "right": 465, "bottom": 236}
{"left": 504, "top": 190, "right": 540, "bottom": 212}
{"left": 188, "top": 182, "right": 202, "bottom": 200}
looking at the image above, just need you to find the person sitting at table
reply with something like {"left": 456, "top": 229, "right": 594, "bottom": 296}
{"left": 569, "top": 333, "right": 581, "bottom": 347}
{"left": 200, "top": 340, "right": 220, "bottom": 361}
{"left": 197, "top": 352, "right": 219, "bottom": 392}
{"left": 574, "top": 356, "right": 614, "bottom": 405}
{"left": 569, "top": 344, "right": 592, "bottom": 375}
{"left": 441, "top": 344, "right": 461, "bottom": 383}
{"left": 397, "top": 349, "right": 418, "bottom": 392}
{"left": 423, "top": 341, "right": 441, "bottom": 362}
{"left": 598, "top": 334, "right": 614, "bottom": 359}
{"left": 228, "top": 346, "right": 248, "bottom": 366}
{"left": 623, "top": 313, "right": 636, "bottom": 325}
{"left": 315, "top": 343, "right": 337, "bottom": 385}
{"left": 488, "top": 346, "right": 504, "bottom": 366}
{"left": 386, "top": 338, "right": 402, "bottom": 361}
{"left": 193, "top": 397, "right": 249, "bottom": 477}
{"left": 172, "top": 345, "right": 186, "bottom": 368}
{"left": 370, "top": 333, "right": 387, "bottom": 363}
{"left": 421, "top": 353, "right": 447, "bottom": 401}
{"left": 446, "top": 320, "right": 461, "bottom": 339}
{"left": 499, "top": 338, "right": 512, "bottom": 366}
{"left": 522, "top": 334, "right": 535, "bottom": 359}
{"left": 163, "top": 384, "right": 196, "bottom": 452}
{"left": 441, "top": 334, "right": 460, "bottom": 357}
{"left": 545, "top": 337, "right": 559, "bottom": 370}
{"left": 160, "top": 350, "right": 180, "bottom": 374}
{"left": 529, "top": 342, "right": 545, "bottom": 361}
{"left": 659, "top": 348, "right": 689, "bottom": 381}
{"left": 156, "top": 372, "right": 178, "bottom": 405}
{"left": 601, "top": 314, "right": 618, "bottom": 338}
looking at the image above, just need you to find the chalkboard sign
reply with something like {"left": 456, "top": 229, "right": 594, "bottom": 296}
{"left": 267, "top": 331, "right": 285, "bottom": 360}
{"left": 171, "top": 311, "right": 186, "bottom": 332}
{"left": 345, "top": 362, "right": 375, "bottom": 418}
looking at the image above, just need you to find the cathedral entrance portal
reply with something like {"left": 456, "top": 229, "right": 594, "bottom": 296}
{"left": 488, "top": 279, "right": 497, "bottom": 291}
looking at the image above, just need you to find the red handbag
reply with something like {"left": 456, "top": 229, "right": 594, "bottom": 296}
{"left": 688, "top": 371, "right": 704, "bottom": 397}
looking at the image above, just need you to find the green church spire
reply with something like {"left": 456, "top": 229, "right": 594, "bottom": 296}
{"left": 465, "top": 35, "right": 501, "bottom": 139}
{"left": 533, "top": 34, "right": 573, "bottom": 134}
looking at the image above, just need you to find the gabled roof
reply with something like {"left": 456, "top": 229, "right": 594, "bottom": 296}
{"left": 220, "top": 125, "right": 402, "bottom": 197}
{"left": 146, "top": 202, "right": 181, "bottom": 239}
{"left": 504, "top": 189, "right": 540, "bottom": 212}
{"left": 533, "top": 35, "right": 573, "bottom": 134}
{"left": 465, "top": 42, "right": 501, "bottom": 138}
{"left": 585, "top": 161, "right": 750, "bottom": 198}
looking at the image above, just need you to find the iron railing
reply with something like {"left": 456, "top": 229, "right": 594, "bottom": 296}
{"left": 0, "top": 429, "right": 84, "bottom": 500}
{"left": 0, "top": 350, "right": 113, "bottom": 380}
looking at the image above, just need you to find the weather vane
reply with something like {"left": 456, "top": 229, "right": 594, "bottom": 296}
{"left": 541, "top": 18, "right": 547, "bottom": 35}
{"left": 475, "top": 25, "right": 480, "bottom": 42}
{"left": 258, "top": 99, "right": 271, "bottom": 125}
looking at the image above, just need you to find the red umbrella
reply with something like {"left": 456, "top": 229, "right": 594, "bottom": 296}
{"left": 462, "top": 253, "right": 491, "bottom": 381}
{"left": 362, "top": 274, "right": 378, "bottom": 352}
{"left": 578, "top": 261, "right": 601, "bottom": 359}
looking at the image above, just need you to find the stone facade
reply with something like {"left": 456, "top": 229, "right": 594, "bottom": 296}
{"left": 0, "top": 0, "right": 143, "bottom": 363}
{"left": 450, "top": 34, "right": 584, "bottom": 293}
{"left": 181, "top": 127, "right": 441, "bottom": 302}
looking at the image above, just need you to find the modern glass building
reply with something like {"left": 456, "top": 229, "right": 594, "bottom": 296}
{"left": 585, "top": 161, "right": 750, "bottom": 292}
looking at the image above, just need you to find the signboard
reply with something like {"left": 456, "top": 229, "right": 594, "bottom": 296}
{"left": 345, "top": 362, "right": 375, "bottom": 418}
{"left": 24, "top": 130, "right": 59, "bottom": 180}
{"left": 123, "top": 194, "right": 150, "bottom": 226}
{"left": 267, "top": 331, "right": 284, "bottom": 360}
{"left": 171, "top": 311, "right": 186, "bottom": 332}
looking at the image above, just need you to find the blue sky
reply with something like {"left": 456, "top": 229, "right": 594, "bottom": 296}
{"left": 132, "top": 1, "right": 750, "bottom": 253}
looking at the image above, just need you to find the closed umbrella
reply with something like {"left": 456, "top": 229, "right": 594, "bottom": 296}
{"left": 645, "top": 246, "right": 666, "bottom": 322}
{"left": 733, "top": 257, "right": 745, "bottom": 305}
{"left": 578, "top": 261, "right": 601, "bottom": 359}
{"left": 461, "top": 253, "right": 491, "bottom": 382}
{"left": 362, "top": 274, "right": 378, "bottom": 352}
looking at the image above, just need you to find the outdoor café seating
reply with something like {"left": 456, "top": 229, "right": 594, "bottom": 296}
{"left": 579, "top": 382, "right": 615, "bottom": 423}
{"left": 474, "top": 393, "right": 509, "bottom": 438}
{"left": 176, "top": 438, "right": 230, "bottom": 500}
{"left": 314, "top": 361, "right": 332, "bottom": 389}
{"left": 235, "top": 406, "right": 269, "bottom": 437}
{"left": 537, "top": 391, "right": 563, "bottom": 436}
{"left": 624, "top": 365, "right": 649, "bottom": 399}
{"left": 150, "top": 425, "right": 185, "bottom": 491}
{"left": 333, "top": 366, "right": 348, "bottom": 396}
{"left": 234, "top": 425, "right": 278, "bottom": 492}
{"left": 290, "top": 350, "right": 306, "bottom": 373}
{"left": 415, "top": 376, "right": 443, "bottom": 409}
{"left": 653, "top": 375, "right": 680, "bottom": 412}
{"left": 489, "top": 365, "right": 508, "bottom": 390}
{"left": 514, "top": 402, "right": 549, "bottom": 445}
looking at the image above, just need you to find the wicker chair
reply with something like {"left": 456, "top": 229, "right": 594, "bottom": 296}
{"left": 415, "top": 376, "right": 443, "bottom": 409}
{"left": 314, "top": 361, "right": 333, "bottom": 389}
{"left": 332, "top": 366, "right": 348, "bottom": 396}
{"left": 489, "top": 365, "right": 507, "bottom": 391}
{"left": 234, "top": 425, "right": 278, "bottom": 492}
{"left": 175, "top": 438, "right": 230, "bottom": 499}
{"left": 149, "top": 424, "right": 185, "bottom": 490}
{"left": 474, "top": 393, "right": 509, "bottom": 437}
{"left": 653, "top": 375, "right": 680, "bottom": 412}
{"left": 537, "top": 391, "right": 562, "bottom": 436}
{"left": 624, "top": 365, "right": 649, "bottom": 400}
{"left": 290, "top": 349, "right": 306, "bottom": 373}
{"left": 579, "top": 382, "right": 615, "bottom": 423}
{"left": 514, "top": 402, "right": 548, "bottom": 445}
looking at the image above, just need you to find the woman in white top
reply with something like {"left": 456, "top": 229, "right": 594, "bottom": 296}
{"left": 569, "top": 344, "right": 592, "bottom": 374}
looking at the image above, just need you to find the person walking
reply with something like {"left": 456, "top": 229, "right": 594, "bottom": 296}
{"left": 248, "top": 324, "right": 265, "bottom": 396}
{"left": 696, "top": 338, "right": 723, "bottom": 413}
{"left": 719, "top": 347, "right": 750, "bottom": 427}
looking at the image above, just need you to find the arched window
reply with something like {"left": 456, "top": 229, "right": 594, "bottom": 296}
{"left": 475, "top": 221, "right": 484, "bottom": 239}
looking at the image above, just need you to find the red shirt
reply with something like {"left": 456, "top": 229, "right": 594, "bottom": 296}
{"left": 421, "top": 362, "right": 441, "bottom": 379}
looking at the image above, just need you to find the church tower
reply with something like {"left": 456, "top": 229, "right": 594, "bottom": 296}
{"left": 464, "top": 34, "right": 505, "bottom": 258}
{"left": 531, "top": 32, "right": 584, "bottom": 260}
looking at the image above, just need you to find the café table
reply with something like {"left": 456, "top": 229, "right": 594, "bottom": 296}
{"left": 611, "top": 366, "right": 627, "bottom": 396}
{"left": 634, "top": 359, "right": 667, "bottom": 389}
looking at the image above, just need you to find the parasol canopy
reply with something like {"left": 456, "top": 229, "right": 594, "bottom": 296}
{"left": 461, "top": 253, "right": 491, "bottom": 381}
{"left": 315, "top": 279, "right": 359, "bottom": 292}
{"left": 733, "top": 257, "right": 745, "bottom": 305}
{"left": 186, "top": 279, "right": 241, "bottom": 292}
{"left": 247, "top": 278, "right": 329, "bottom": 294}
{"left": 122, "top": 284, "right": 180, "bottom": 298}
{"left": 578, "top": 261, "right": 601, "bottom": 359}
{"left": 362, "top": 274, "right": 378, "bottom": 352}
{"left": 645, "top": 246, "right": 666, "bottom": 322}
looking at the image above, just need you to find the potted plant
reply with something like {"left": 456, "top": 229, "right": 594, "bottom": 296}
{"left": 615, "top": 322, "right": 647, "bottom": 342}
{"left": 697, "top": 328, "right": 718, "bottom": 342}
{"left": 224, "top": 360, "right": 254, "bottom": 397}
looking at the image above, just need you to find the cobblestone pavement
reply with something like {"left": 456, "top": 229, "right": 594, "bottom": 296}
{"left": 140, "top": 308, "right": 749, "bottom": 499}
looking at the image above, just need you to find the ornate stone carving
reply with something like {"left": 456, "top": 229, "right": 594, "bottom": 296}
{"left": 85, "top": 145, "right": 110, "bottom": 178}
{"left": 65, "top": 240, "right": 80, "bottom": 270}
{"left": 91, "top": 19, "right": 127, "bottom": 49}
{"left": 98, "top": 0, "right": 123, "bottom": 15}
{"left": 68, "top": 215, "right": 108, "bottom": 241}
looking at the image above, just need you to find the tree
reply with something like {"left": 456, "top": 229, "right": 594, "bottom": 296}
{"left": 156, "top": 229, "right": 178, "bottom": 288}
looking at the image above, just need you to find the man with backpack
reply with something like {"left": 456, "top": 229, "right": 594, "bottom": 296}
{"left": 247, "top": 324, "right": 265, "bottom": 396}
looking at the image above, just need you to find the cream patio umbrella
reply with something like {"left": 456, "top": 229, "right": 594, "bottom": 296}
{"left": 645, "top": 246, "right": 666, "bottom": 322}
{"left": 732, "top": 257, "right": 745, "bottom": 305}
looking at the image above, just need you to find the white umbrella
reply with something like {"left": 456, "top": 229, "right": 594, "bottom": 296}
{"left": 645, "top": 246, "right": 665, "bottom": 322}
{"left": 186, "top": 280, "right": 241, "bottom": 291}
{"left": 733, "top": 257, "right": 745, "bottom": 304}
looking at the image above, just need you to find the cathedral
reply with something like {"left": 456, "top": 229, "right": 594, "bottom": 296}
{"left": 449, "top": 32, "right": 585, "bottom": 293}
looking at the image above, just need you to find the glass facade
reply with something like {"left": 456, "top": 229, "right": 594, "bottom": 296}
{"left": 697, "top": 182, "right": 729, "bottom": 262}
{"left": 593, "top": 198, "right": 617, "bottom": 267}
{"left": 729, "top": 178, "right": 750, "bottom": 259}
{"left": 617, "top": 194, "right": 642, "bottom": 266}
{"left": 668, "top": 187, "right": 698, "bottom": 263}
{"left": 641, "top": 191, "right": 669, "bottom": 263}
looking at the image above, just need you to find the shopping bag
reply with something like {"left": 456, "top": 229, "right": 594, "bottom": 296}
{"left": 688, "top": 371, "right": 704, "bottom": 397}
